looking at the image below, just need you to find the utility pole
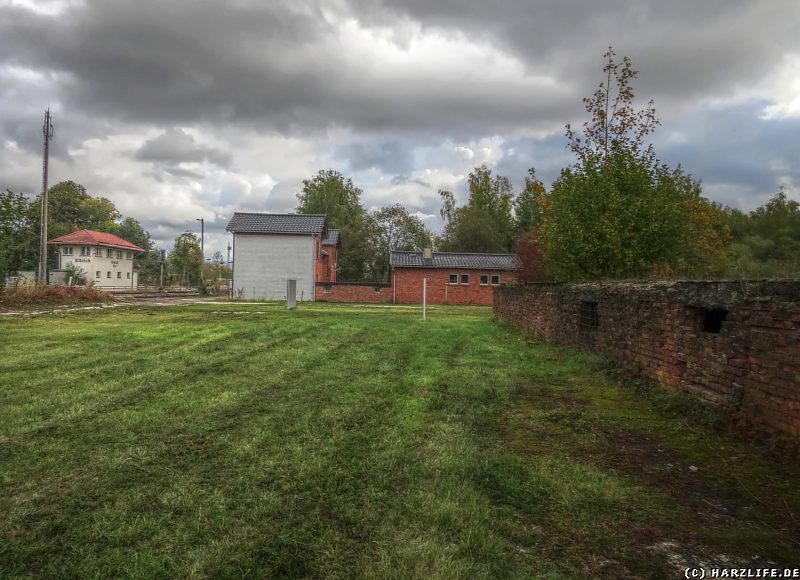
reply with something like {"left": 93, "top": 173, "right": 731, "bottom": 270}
{"left": 158, "top": 249, "right": 165, "bottom": 293}
{"left": 226, "top": 242, "right": 232, "bottom": 298}
{"left": 38, "top": 109, "right": 54, "bottom": 284}
{"left": 196, "top": 218, "right": 204, "bottom": 258}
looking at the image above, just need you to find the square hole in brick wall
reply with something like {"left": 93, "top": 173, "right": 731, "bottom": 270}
{"left": 579, "top": 301, "right": 599, "bottom": 329}
{"left": 701, "top": 308, "right": 728, "bottom": 333}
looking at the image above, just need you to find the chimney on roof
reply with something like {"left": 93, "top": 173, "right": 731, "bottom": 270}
{"left": 423, "top": 247, "right": 433, "bottom": 260}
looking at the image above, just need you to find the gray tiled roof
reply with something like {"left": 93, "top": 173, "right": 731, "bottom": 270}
{"left": 226, "top": 212, "right": 326, "bottom": 235}
{"left": 390, "top": 251, "right": 519, "bottom": 270}
{"left": 322, "top": 229, "right": 340, "bottom": 246}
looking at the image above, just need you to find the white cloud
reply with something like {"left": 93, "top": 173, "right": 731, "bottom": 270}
{"left": 5, "top": 0, "right": 84, "bottom": 16}
{"left": 761, "top": 54, "right": 800, "bottom": 119}
{"left": 454, "top": 146, "right": 474, "bottom": 159}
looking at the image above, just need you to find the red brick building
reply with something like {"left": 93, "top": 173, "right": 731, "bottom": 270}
{"left": 390, "top": 251, "right": 519, "bottom": 306}
{"left": 316, "top": 249, "right": 519, "bottom": 305}
{"left": 319, "top": 229, "right": 339, "bottom": 283}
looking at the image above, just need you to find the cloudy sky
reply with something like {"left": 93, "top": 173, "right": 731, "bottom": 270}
{"left": 2, "top": 0, "right": 799, "bottom": 257}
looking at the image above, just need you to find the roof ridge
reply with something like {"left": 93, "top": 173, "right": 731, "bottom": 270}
{"left": 231, "top": 211, "right": 327, "bottom": 216}
{"left": 47, "top": 229, "right": 145, "bottom": 252}
{"left": 391, "top": 250, "right": 515, "bottom": 256}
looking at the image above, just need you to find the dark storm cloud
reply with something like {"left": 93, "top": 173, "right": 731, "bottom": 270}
{"left": 0, "top": 0, "right": 570, "bottom": 140}
{"left": 391, "top": 174, "right": 430, "bottom": 187}
{"left": 136, "top": 128, "right": 231, "bottom": 167}
{"left": 367, "top": 1, "right": 799, "bottom": 107}
{"left": 1, "top": 0, "right": 797, "bottom": 144}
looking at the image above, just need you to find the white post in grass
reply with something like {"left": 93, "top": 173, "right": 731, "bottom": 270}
{"left": 423, "top": 277, "right": 427, "bottom": 321}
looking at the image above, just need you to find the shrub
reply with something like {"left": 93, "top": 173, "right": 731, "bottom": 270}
{"left": 63, "top": 263, "right": 88, "bottom": 285}
{"left": 0, "top": 284, "right": 112, "bottom": 308}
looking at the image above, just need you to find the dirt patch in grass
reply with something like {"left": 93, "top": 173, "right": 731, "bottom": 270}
{"left": 492, "top": 357, "right": 800, "bottom": 574}
{"left": 594, "top": 428, "right": 744, "bottom": 521}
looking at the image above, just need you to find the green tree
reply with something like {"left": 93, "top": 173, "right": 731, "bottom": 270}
{"left": 167, "top": 232, "right": 203, "bottom": 286}
{"left": 369, "top": 204, "right": 431, "bottom": 282}
{"left": 539, "top": 49, "right": 728, "bottom": 280}
{"left": 112, "top": 217, "right": 160, "bottom": 283}
{"left": 113, "top": 217, "right": 152, "bottom": 251}
{"left": 724, "top": 189, "right": 800, "bottom": 277}
{"left": 297, "top": 169, "right": 373, "bottom": 280}
{"left": 297, "top": 170, "right": 363, "bottom": 226}
{"left": 514, "top": 169, "right": 545, "bottom": 235}
{"left": 438, "top": 165, "right": 516, "bottom": 253}
{"left": 542, "top": 147, "right": 692, "bottom": 279}
{"left": 27, "top": 181, "right": 122, "bottom": 270}
{"left": 62, "top": 262, "right": 87, "bottom": 285}
{"left": 202, "top": 250, "right": 232, "bottom": 282}
{"left": 0, "top": 190, "right": 37, "bottom": 284}
{"left": 32, "top": 181, "right": 120, "bottom": 239}
{"left": 439, "top": 206, "right": 506, "bottom": 254}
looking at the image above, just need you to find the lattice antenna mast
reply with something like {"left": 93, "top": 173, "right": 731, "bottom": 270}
{"left": 38, "top": 109, "right": 54, "bottom": 283}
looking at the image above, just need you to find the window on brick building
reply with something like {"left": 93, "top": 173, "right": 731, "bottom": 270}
{"left": 491, "top": 275, "right": 501, "bottom": 285}
{"left": 460, "top": 274, "right": 469, "bottom": 285}
{"left": 480, "top": 275, "right": 489, "bottom": 285}
{"left": 579, "top": 301, "right": 599, "bottom": 329}
{"left": 323, "top": 284, "right": 332, "bottom": 293}
{"left": 449, "top": 274, "right": 458, "bottom": 284}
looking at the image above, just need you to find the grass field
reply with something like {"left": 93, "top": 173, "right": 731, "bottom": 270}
{"left": 1, "top": 303, "right": 798, "bottom": 578}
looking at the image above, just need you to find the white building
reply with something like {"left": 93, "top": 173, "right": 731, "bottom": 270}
{"left": 48, "top": 229, "right": 144, "bottom": 290}
{"left": 226, "top": 213, "right": 327, "bottom": 301}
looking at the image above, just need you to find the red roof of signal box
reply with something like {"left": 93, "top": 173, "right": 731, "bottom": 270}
{"left": 48, "top": 229, "right": 145, "bottom": 252}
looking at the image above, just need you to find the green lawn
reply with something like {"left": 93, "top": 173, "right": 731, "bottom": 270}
{"left": 0, "top": 303, "right": 798, "bottom": 578}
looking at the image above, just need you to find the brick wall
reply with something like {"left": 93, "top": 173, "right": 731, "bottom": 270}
{"left": 394, "top": 268, "right": 518, "bottom": 306}
{"left": 493, "top": 281, "right": 800, "bottom": 438}
{"left": 320, "top": 244, "right": 337, "bottom": 282}
{"left": 315, "top": 282, "right": 392, "bottom": 303}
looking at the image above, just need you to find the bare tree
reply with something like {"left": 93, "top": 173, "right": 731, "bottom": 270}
{"left": 565, "top": 47, "right": 660, "bottom": 163}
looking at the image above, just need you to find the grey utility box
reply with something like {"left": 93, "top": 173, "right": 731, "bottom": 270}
{"left": 287, "top": 279, "right": 297, "bottom": 309}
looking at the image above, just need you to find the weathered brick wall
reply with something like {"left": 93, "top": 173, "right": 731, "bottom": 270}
{"left": 494, "top": 281, "right": 800, "bottom": 437}
{"left": 315, "top": 282, "right": 393, "bottom": 303}
{"left": 394, "top": 268, "right": 518, "bottom": 306}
